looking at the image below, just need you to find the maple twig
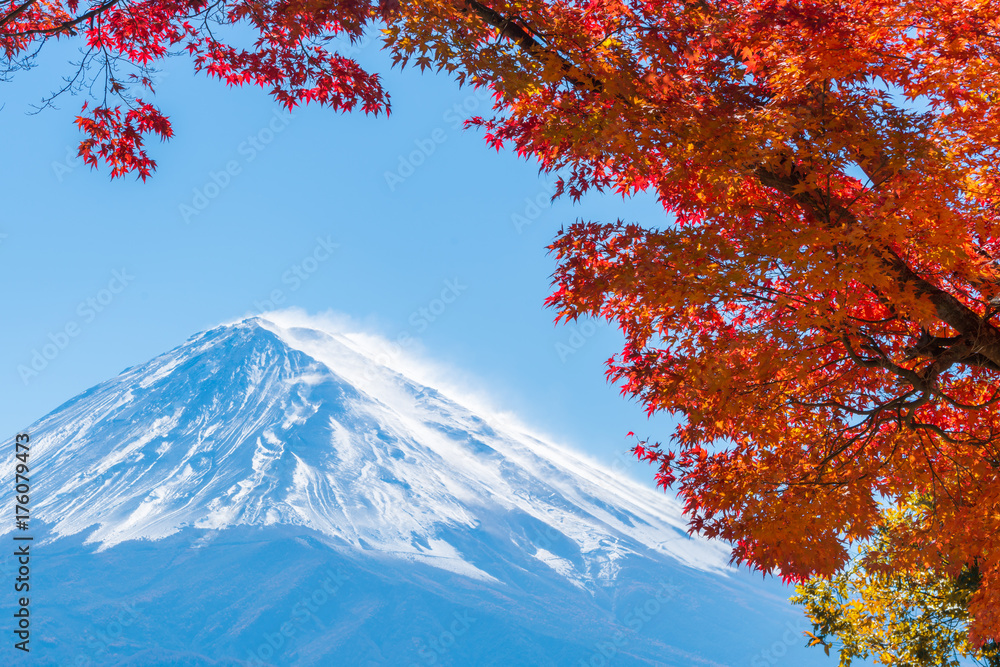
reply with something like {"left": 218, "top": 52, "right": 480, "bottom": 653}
{"left": 5, "top": 0, "right": 120, "bottom": 37}
{"left": 459, "top": 0, "right": 603, "bottom": 92}
{"left": 0, "top": 0, "right": 38, "bottom": 29}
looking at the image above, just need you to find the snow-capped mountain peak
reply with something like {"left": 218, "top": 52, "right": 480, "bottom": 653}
{"left": 9, "top": 317, "right": 728, "bottom": 588}
{"left": 2, "top": 316, "right": 831, "bottom": 667}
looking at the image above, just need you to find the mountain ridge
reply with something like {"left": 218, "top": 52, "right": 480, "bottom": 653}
{"left": 0, "top": 315, "right": 827, "bottom": 666}
{"left": 5, "top": 317, "right": 727, "bottom": 584}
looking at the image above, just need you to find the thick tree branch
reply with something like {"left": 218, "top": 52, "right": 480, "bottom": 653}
{"left": 3, "top": 0, "right": 120, "bottom": 38}
{"left": 756, "top": 164, "right": 1000, "bottom": 373}
{"left": 463, "top": 6, "right": 1000, "bottom": 378}
{"left": 0, "top": 0, "right": 39, "bottom": 29}
{"left": 458, "top": 0, "right": 603, "bottom": 91}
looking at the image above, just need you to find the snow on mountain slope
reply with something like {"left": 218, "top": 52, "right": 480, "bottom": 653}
{"left": 0, "top": 316, "right": 832, "bottom": 666}
{"left": 4, "top": 317, "right": 727, "bottom": 587}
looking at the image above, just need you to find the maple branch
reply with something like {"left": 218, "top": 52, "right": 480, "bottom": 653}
{"left": 839, "top": 334, "right": 927, "bottom": 388}
{"left": 482, "top": 18, "right": 1000, "bottom": 388}
{"left": 757, "top": 164, "right": 1000, "bottom": 375}
{"left": 4, "top": 0, "right": 120, "bottom": 37}
{"left": 457, "top": 0, "right": 602, "bottom": 92}
{"left": 460, "top": 0, "right": 539, "bottom": 53}
{"left": 0, "top": 0, "right": 38, "bottom": 29}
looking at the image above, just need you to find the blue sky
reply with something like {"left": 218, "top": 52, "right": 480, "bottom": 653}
{"left": 0, "top": 29, "right": 852, "bottom": 666}
{"left": 1, "top": 34, "right": 675, "bottom": 483}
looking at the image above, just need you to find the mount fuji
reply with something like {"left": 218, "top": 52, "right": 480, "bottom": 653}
{"left": 1, "top": 316, "right": 826, "bottom": 666}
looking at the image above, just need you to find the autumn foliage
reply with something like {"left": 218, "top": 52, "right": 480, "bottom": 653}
{"left": 6, "top": 0, "right": 1000, "bottom": 646}
{"left": 793, "top": 496, "right": 1000, "bottom": 666}
{"left": 1, "top": 0, "right": 391, "bottom": 177}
